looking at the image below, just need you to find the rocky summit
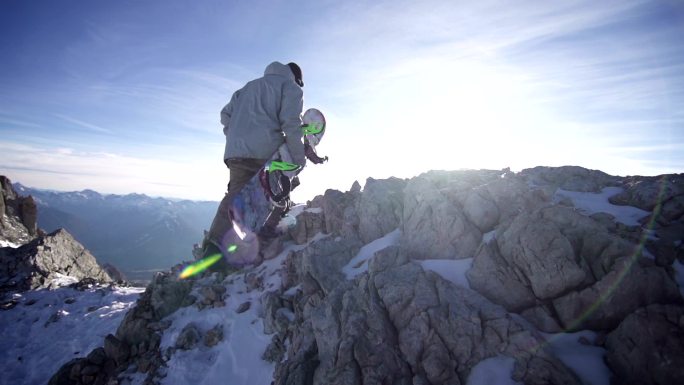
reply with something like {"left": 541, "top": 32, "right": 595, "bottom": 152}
{"left": 38, "top": 166, "right": 684, "bottom": 385}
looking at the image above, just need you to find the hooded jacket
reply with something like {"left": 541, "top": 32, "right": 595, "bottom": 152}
{"left": 220, "top": 61, "right": 305, "bottom": 166}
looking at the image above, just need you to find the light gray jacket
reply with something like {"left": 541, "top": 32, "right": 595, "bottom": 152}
{"left": 220, "top": 61, "right": 305, "bottom": 166}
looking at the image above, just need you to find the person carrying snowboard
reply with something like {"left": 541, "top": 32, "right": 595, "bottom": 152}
{"left": 201, "top": 61, "right": 306, "bottom": 263}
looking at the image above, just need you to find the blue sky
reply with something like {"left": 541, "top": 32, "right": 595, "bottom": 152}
{"left": 1, "top": 0, "right": 682, "bottom": 201}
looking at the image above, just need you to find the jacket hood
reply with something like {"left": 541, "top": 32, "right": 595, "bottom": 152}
{"left": 264, "top": 61, "right": 295, "bottom": 82}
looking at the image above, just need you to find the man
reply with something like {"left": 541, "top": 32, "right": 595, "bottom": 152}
{"left": 202, "top": 61, "right": 305, "bottom": 263}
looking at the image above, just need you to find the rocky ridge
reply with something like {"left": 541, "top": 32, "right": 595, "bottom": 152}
{"left": 49, "top": 166, "right": 684, "bottom": 385}
{"left": 1, "top": 176, "right": 112, "bottom": 297}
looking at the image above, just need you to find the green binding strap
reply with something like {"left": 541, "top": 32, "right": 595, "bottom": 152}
{"left": 302, "top": 122, "right": 324, "bottom": 135}
{"left": 267, "top": 161, "right": 301, "bottom": 173}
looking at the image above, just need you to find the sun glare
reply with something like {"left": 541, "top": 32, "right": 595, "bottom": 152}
{"left": 362, "top": 59, "right": 548, "bottom": 173}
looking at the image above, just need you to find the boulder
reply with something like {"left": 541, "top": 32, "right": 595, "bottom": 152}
{"left": 320, "top": 189, "right": 360, "bottom": 240}
{"left": 552, "top": 257, "right": 682, "bottom": 331}
{"left": 609, "top": 174, "right": 684, "bottom": 216}
{"left": 402, "top": 175, "right": 481, "bottom": 260}
{"left": 356, "top": 177, "right": 406, "bottom": 243}
{"left": 289, "top": 210, "right": 326, "bottom": 245}
{"left": 466, "top": 241, "right": 537, "bottom": 311}
{"left": 460, "top": 186, "right": 500, "bottom": 233}
{"left": 606, "top": 304, "right": 684, "bottom": 385}
{"left": 495, "top": 209, "right": 586, "bottom": 300}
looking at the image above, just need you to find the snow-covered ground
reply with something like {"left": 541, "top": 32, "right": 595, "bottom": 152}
{"left": 0, "top": 285, "right": 144, "bottom": 385}
{"left": 555, "top": 187, "right": 650, "bottom": 226}
{"left": 155, "top": 235, "right": 326, "bottom": 385}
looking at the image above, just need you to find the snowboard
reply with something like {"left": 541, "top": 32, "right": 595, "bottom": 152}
{"left": 226, "top": 108, "right": 326, "bottom": 265}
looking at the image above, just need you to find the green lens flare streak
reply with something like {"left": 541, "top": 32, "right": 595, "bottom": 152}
{"left": 302, "top": 122, "right": 324, "bottom": 135}
{"left": 179, "top": 244, "right": 239, "bottom": 279}
{"left": 267, "top": 161, "right": 301, "bottom": 173}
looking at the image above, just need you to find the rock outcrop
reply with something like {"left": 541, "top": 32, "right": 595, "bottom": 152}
{"left": 1, "top": 176, "right": 38, "bottom": 245}
{"left": 1, "top": 176, "right": 114, "bottom": 296}
{"left": 605, "top": 304, "right": 684, "bottom": 385}
{"left": 1, "top": 229, "right": 112, "bottom": 293}
{"left": 46, "top": 166, "right": 684, "bottom": 385}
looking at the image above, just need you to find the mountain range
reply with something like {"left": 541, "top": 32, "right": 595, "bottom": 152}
{"left": 12, "top": 183, "right": 218, "bottom": 281}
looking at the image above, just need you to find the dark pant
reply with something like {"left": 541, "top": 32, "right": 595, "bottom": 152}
{"left": 207, "top": 158, "right": 267, "bottom": 248}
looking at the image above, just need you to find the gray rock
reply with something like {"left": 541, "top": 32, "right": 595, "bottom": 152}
{"left": 467, "top": 241, "right": 537, "bottom": 311}
{"left": 305, "top": 258, "right": 580, "bottom": 385}
{"left": 402, "top": 175, "right": 481, "bottom": 260}
{"left": 262, "top": 335, "right": 286, "bottom": 363}
{"left": 552, "top": 257, "right": 682, "bottom": 331}
{"left": 519, "top": 166, "right": 620, "bottom": 192}
{"left": 609, "top": 174, "right": 684, "bottom": 215}
{"left": 87, "top": 347, "right": 107, "bottom": 366}
{"left": 356, "top": 177, "right": 406, "bottom": 243}
{"left": 203, "top": 324, "right": 224, "bottom": 347}
{"left": 496, "top": 208, "right": 586, "bottom": 300}
{"left": 320, "top": 188, "right": 360, "bottom": 239}
{"left": 0, "top": 229, "right": 111, "bottom": 293}
{"left": 288, "top": 236, "right": 361, "bottom": 295}
{"left": 289, "top": 210, "right": 326, "bottom": 245}
{"left": 236, "top": 301, "right": 251, "bottom": 314}
{"left": 176, "top": 323, "right": 200, "bottom": 350}
{"left": 1, "top": 176, "right": 38, "bottom": 245}
{"left": 606, "top": 304, "right": 684, "bottom": 385}
{"left": 104, "top": 334, "right": 130, "bottom": 366}
{"left": 460, "top": 186, "right": 500, "bottom": 233}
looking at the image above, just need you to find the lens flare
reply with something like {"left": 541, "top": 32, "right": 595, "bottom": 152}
{"left": 515, "top": 175, "right": 671, "bottom": 359}
{"left": 179, "top": 254, "right": 222, "bottom": 279}
{"left": 179, "top": 244, "right": 239, "bottom": 279}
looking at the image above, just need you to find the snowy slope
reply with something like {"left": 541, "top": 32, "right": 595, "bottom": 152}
{"left": 0, "top": 285, "right": 144, "bottom": 385}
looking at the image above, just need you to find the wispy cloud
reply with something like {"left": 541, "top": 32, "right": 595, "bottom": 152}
{"left": 55, "top": 114, "right": 114, "bottom": 134}
{"left": 0, "top": 141, "right": 225, "bottom": 200}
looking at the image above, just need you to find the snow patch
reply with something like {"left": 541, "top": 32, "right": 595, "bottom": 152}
{"left": 49, "top": 273, "right": 79, "bottom": 288}
{"left": 554, "top": 187, "right": 649, "bottom": 226}
{"left": 543, "top": 331, "right": 612, "bottom": 385}
{"left": 482, "top": 230, "right": 496, "bottom": 244}
{"left": 0, "top": 239, "right": 20, "bottom": 248}
{"left": 343, "top": 229, "right": 402, "bottom": 279}
{"left": 419, "top": 258, "right": 473, "bottom": 288}
{"left": 466, "top": 355, "right": 521, "bottom": 385}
